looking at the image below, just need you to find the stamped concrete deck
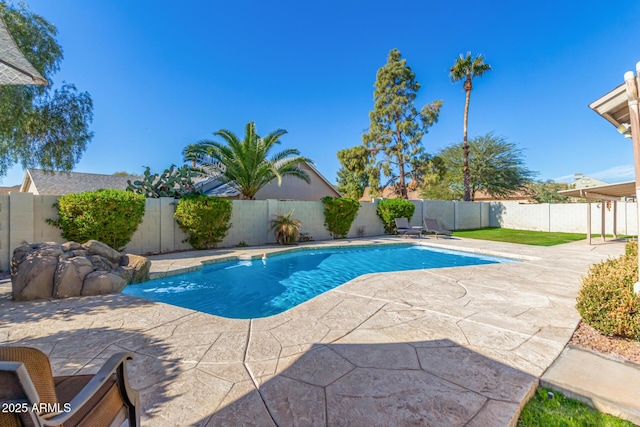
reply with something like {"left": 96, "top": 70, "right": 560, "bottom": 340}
{"left": 0, "top": 237, "right": 626, "bottom": 426}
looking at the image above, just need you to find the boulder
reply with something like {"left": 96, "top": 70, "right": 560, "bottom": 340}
{"left": 11, "top": 243, "right": 64, "bottom": 301}
{"left": 11, "top": 244, "right": 34, "bottom": 275}
{"left": 122, "top": 254, "right": 151, "bottom": 284}
{"left": 82, "top": 271, "right": 127, "bottom": 295}
{"left": 12, "top": 251, "right": 59, "bottom": 301}
{"left": 87, "top": 255, "right": 117, "bottom": 271}
{"left": 53, "top": 256, "right": 94, "bottom": 298}
{"left": 113, "top": 266, "right": 134, "bottom": 284}
{"left": 83, "top": 240, "right": 122, "bottom": 265}
{"left": 11, "top": 240, "right": 151, "bottom": 301}
{"left": 61, "top": 241, "right": 83, "bottom": 252}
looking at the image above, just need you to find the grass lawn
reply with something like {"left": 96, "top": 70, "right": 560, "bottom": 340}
{"left": 451, "top": 228, "right": 587, "bottom": 246}
{"left": 518, "top": 388, "right": 634, "bottom": 426}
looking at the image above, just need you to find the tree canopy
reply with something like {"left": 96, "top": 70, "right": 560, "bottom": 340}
{"left": 423, "top": 133, "right": 535, "bottom": 201}
{"left": 362, "top": 48, "right": 442, "bottom": 199}
{"left": 0, "top": 2, "right": 93, "bottom": 177}
{"left": 336, "top": 145, "right": 370, "bottom": 200}
{"left": 530, "top": 180, "right": 569, "bottom": 203}
{"left": 192, "top": 122, "right": 313, "bottom": 200}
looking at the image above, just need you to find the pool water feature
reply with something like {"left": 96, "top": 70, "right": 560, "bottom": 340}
{"left": 123, "top": 245, "right": 512, "bottom": 319}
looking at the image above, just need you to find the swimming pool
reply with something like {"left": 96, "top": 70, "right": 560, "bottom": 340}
{"left": 123, "top": 244, "right": 512, "bottom": 319}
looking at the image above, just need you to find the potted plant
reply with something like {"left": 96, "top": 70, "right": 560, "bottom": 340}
{"left": 271, "top": 209, "right": 301, "bottom": 245}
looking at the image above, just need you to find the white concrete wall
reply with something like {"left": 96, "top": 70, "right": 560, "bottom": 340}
{"left": 0, "top": 195, "right": 9, "bottom": 272}
{"left": 349, "top": 202, "right": 385, "bottom": 237}
{"left": 492, "top": 202, "right": 550, "bottom": 231}
{"left": 549, "top": 203, "right": 586, "bottom": 233}
{"left": 492, "top": 200, "right": 638, "bottom": 235}
{"left": 423, "top": 200, "right": 455, "bottom": 230}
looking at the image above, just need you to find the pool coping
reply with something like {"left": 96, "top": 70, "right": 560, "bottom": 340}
{"left": 147, "top": 236, "right": 540, "bottom": 280}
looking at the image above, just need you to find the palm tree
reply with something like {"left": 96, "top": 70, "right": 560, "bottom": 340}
{"left": 450, "top": 52, "right": 491, "bottom": 201}
{"left": 270, "top": 209, "right": 301, "bottom": 244}
{"left": 197, "top": 122, "right": 313, "bottom": 200}
{"left": 182, "top": 143, "right": 208, "bottom": 167}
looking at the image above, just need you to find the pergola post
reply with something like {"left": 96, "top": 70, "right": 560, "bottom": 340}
{"left": 587, "top": 202, "right": 592, "bottom": 245}
{"left": 601, "top": 200, "right": 606, "bottom": 242}
{"left": 613, "top": 201, "right": 618, "bottom": 239}
{"left": 623, "top": 64, "right": 640, "bottom": 294}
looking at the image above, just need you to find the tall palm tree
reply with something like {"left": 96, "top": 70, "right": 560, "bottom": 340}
{"left": 182, "top": 143, "right": 208, "bottom": 167}
{"left": 450, "top": 52, "right": 491, "bottom": 201}
{"left": 198, "top": 122, "right": 313, "bottom": 200}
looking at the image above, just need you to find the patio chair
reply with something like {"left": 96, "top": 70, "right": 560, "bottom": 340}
{"left": 423, "top": 218, "right": 452, "bottom": 239}
{"left": 0, "top": 346, "right": 140, "bottom": 427}
{"left": 394, "top": 218, "right": 422, "bottom": 238}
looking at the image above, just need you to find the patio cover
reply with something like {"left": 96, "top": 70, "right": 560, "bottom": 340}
{"left": 589, "top": 83, "right": 628, "bottom": 129}
{"left": 558, "top": 180, "right": 636, "bottom": 201}
{"left": 558, "top": 181, "right": 636, "bottom": 244}
{"left": 0, "top": 15, "right": 47, "bottom": 85}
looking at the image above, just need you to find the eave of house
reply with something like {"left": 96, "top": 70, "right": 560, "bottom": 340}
{"left": 588, "top": 83, "right": 629, "bottom": 129}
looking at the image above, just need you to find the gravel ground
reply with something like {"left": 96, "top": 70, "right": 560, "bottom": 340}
{"left": 569, "top": 321, "right": 640, "bottom": 365}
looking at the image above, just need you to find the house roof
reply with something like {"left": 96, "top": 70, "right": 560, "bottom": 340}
{"left": 0, "top": 184, "right": 19, "bottom": 194}
{"left": 359, "top": 187, "right": 421, "bottom": 202}
{"left": 558, "top": 180, "right": 636, "bottom": 200}
{"left": 473, "top": 189, "right": 533, "bottom": 202}
{"left": 196, "top": 161, "right": 340, "bottom": 199}
{"left": 199, "top": 179, "right": 240, "bottom": 197}
{"left": 0, "top": 16, "right": 47, "bottom": 85}
{"left": 21, "top": 169, "right": 140, "bottom": 195}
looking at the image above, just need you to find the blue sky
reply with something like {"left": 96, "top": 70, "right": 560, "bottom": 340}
{"left": 3, "top": 0, "right": 639, "bottom": 186}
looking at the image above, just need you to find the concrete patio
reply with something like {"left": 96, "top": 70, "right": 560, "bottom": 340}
{"left": 0, "top": 237, "right": 626, "bottom": 426}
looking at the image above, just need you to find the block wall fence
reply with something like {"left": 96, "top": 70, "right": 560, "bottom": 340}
{"left": 2, "top": 193, "right": 637, "bottom": 271}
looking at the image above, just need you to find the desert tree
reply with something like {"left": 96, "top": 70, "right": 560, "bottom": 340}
{"left": 0, "top": 2, "right": 93, "bottom": 177}
{"left": 436, "top": 133, "right": 535, "bottom": 201}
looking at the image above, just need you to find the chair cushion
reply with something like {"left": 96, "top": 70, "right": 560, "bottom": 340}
{"left": 0, "top": 346, "right": 58, "bottom": 405}
{"left": 55, "top": 374, "right": 122, "bottom": 427}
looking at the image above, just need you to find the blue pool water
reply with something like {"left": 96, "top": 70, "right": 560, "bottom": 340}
{"left": 123, "top": 245, "right": 512, "bottom": 319}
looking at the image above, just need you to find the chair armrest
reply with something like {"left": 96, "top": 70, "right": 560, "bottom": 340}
{"left": 40, "top": 352, "right": 134, "bottom": 426}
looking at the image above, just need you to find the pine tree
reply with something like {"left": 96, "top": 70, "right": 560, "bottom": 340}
{"left": 362, "top": 49, "right": 442, "bottom": 199}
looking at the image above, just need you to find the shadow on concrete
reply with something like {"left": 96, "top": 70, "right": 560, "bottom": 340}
{"left": 147, "top": 248, "right": 237, "bottom": 262}
{"left": 0, "top": 292, "right": 156, "bottom": 325}
{"left": 1, "top": 325, "right": 183, "bottom": 418}
{"left": 197, "top": 339, "right": 538, "bottom": 426}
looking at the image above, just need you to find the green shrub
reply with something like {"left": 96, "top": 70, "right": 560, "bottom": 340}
{"left": 174, "top": 195, "right": 232, "bottom": 249}
{"left": 322, "top": 197, "right": 360, "bottom": 238}
{"left": 576, "top": 241, "right": 640, "bottom": 340}
{"left": 376, "top": 198, "right": 416, "bottom": 234}
{"left": 49, "top": 189, "right": 145, "bottom": 250}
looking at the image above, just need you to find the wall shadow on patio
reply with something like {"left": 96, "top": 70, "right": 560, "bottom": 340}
{"left": 0, "top": 325, "right": 183, "bottom": 418}
{"left": 199, "top": 339, "right": 538, "bottom": 426}
{"left": 0, "top": 291, "right": 157, "bottom": 325}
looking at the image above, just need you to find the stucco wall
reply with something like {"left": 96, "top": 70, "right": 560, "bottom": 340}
{"left": 254, "top": 164, "right": 340, "bottom": 201}
{"left": 492, "top": 201, "right": 638, "bottom": 235}
{"left": 1, "top": 193, "right": 637, "bottom": 272}
{"left": 423, "top": 200, "right": 455, "bottom": 230}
